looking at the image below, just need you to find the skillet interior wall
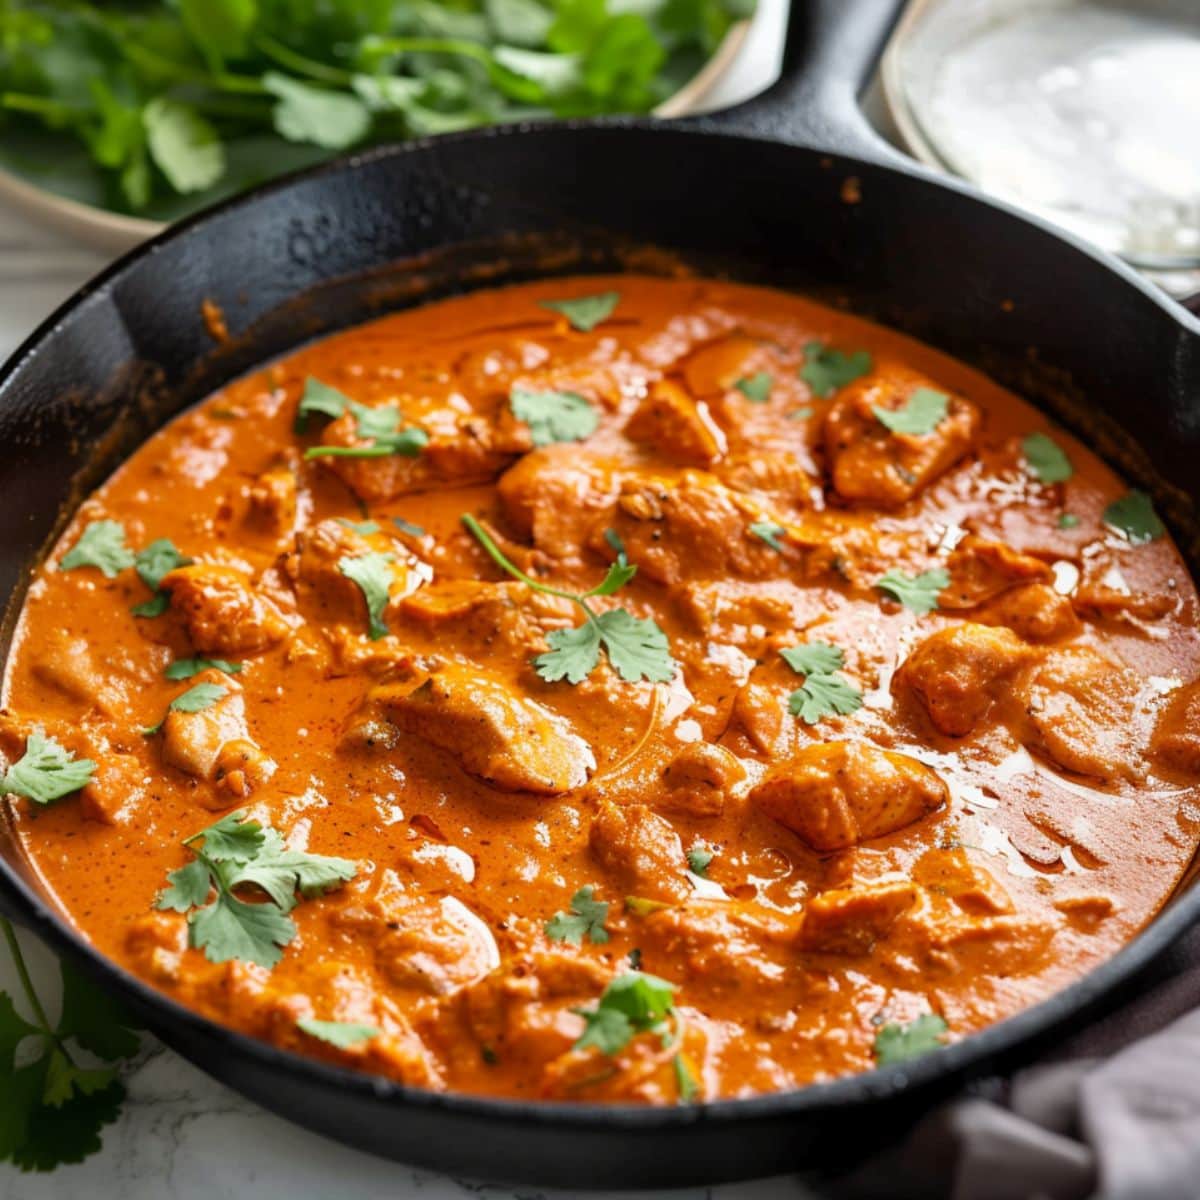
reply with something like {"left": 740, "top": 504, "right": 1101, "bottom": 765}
{"left": 2, "top": 124, "right": 1199, "bottom": 889}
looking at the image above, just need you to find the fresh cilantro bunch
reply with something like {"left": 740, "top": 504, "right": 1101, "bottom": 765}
{"left": 156, "top": 810, "right": 357, "bottom": 968}
{"left": 0, "top": 919, "right": 141, "bottom": 1172}
{"left": 0, "top": 0, "right": 755, "bottom": 217}
{"left": 461, "top": 514, "right": 675, "bottom": 684}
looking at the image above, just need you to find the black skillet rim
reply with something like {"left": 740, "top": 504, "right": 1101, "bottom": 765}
{"left": 1, "top": 116, "right": 1200, "bottom": 1136}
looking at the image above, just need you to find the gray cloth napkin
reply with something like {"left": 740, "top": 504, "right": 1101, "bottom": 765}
{"left": 825, "top": 924, "right": 1200, "bottom": 1200}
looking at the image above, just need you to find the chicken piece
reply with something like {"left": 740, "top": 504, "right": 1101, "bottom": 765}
{"left": 609, "top": 471, "right": 788, "bottom": 586}
{"left": 79, "top": 754, "right": 146, "bottom": 825}
{"left": 1150, "top": 679, "right": 1200, "bottom": 776}
{"left": 939, "top": 536, "right": 1052, "bottom": 610}
{"left": 1071, "top": 579, "right": 1177, "bottom": 622}
{"left": 638, "top": 902, "right": 793, "bottom": 991}
{"left": 124, "top": 912, "right": 187, "bottom": 984}
{"left": 28, "top": 630, "right": 124, "bottom": 717}
{"left": 366, "top": 667, "right": 595, "bottom": 794}
{"left": 160, "top": 670, "right": 275, "bottom": 797}
{"left": 462, "top": 950, "right": 611, "bottom": 1069}
{"left": 751, "top": 742, "right": 947, "bottom": 852}
{"left": 1016, "top": 648, "right": 1144, "bottom": 781}
{"left": 911, "top": 847, "right": 1013, "bottom": 916}
{"left": 289, "top": 518, "right": 430, "bottom": 629}
{"left": 589, "top": 802, "right": 690, "bottom": 903}
{"left": 245, "top": 467, "right": 297, "bottom": 537}
{"left": 161, "top": 563, "right": 292, "bottom": 655}
{"left": 823, "top": 376, "right": 980, "bottom": 506}
{"left": 895, "top": 623, "right": 1036, "bottom": 737}
{"left": 797, "top": 879, "right": 916, "bottom": 954}
{"left": 625, "top": 380, "right": 727, "bottom": 466}
{"left": 657, "top": 741, "right": 746, "bottom": 817}
{"left": 496, "top": 446, "right": 620, "bottom": 560}
{"left": 714, "top": 451, "right": 817, "bottom": 504}
{"left": 680, "top": 334, "right": 757, "bottom": 395}
{"left": 314, "top": 409, "right": 513, "bottom": 504}
{"left": 728, "top": 680, "right": 792, "bottom": 757}
{"left": 976, "top": 583, "right": 1081, "bottom": 643}
{"left": 330, "top": 894, "right": 498, "bottom": 996}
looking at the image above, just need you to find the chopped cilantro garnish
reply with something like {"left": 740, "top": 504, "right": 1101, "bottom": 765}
{"left": 59, "top": 520, "right": 135, "bottom": 578}
{"left": 164, "top": 658, "right": 242, "bottom": 681}
{"left": 297, "top": 1018, "right": 379, "bottom": 1049}
{"left": 686, "top": 844, "right": 713, "bottom": 877}
{"left": 540, "top": 291, "right": 619, "bottom": 332}
{"left": 799, "top": 341, "right": 872, "bottom": 397}
{"left": 0, "top": 729, "right": 95, "bottom": 805}
{"left": 1103, "top": 490, "right": 1164, "bottom": 544}
{"left": 545, "top": 885, "right": 610, "bottom": 945}
{"left": 749, "top": 521, "right": 787, "bottom": 552}
{"left": 338, "top": 551, "right": 394, "bottom": 640}
{"left": 296, "top": 376, "right": 427, "bottom": 460}
{"left": 391, "top": 517, "right": 426, "bottom": 538}
{"left": 143, "top": 681, "right": 227, "bottom": 737}
{"left": 0, "top": 932, "right": 141, "bottom": 1172}
{"left": 462, "top": 515, "right": 674, "bottom": 685}
{"left": 873, "top": 1013, "right": 949, "bottom": 1066}
{"left": 734, "top": 372, "right": 772, "bottom": 403}
{"left": 673, "top": 1052, "right": 700, "bottom": 1102}
{"left": 604, "top": 527, "right": 629, "bottom": 565}
{"left": 131, "top": 537, "right": 192, "bottom": 616}
{"left": 336, "top": 518, "right": 380, "bottom": 535}
{"left": 572, "top": 971, "right": 678, "bottom": 1056}
{"left": 156, "top": 810, "right": 356, "bottom": 969}
{"left": 1022, "top": 432, "right": 1074, "bottom": 483}
{"left": 788, "top": 406, "right": 814, "bottom": 420}
{"left": 873, "top": 387, "right": 948, "bottom": 436}
{"left": 876, "top": 567, "right": 950, "bottom": 614}
{"left": 628, "top": 948, "right": 643, "bottom": 969}
{"left": 780, "top": 642, "right": 844, "bottom": 676}
{"left": 1058, "top": 512, "right": 1080, "bottom": 529}
{"left": 781, "top": 643, "right": 863, "bottom": 725}
{"left": 510, "top": 387, "right": 599, "bottom": 447}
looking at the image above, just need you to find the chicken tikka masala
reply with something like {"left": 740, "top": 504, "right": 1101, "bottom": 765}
{"left": 4, "top": 275, "right": 1199, "bottom": 1104}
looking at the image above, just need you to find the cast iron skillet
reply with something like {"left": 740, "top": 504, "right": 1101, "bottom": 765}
{"left": 2, "top": 0, "right": 1200, "bottom": 1188}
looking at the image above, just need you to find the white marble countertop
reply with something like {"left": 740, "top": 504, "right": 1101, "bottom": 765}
{"left": 0, "top": 8, "right": 823, "bottom": 1196}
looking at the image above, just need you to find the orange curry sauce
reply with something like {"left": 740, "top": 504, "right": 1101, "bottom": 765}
{"left": 5, "top": 275, "right": 1200, "bottom": 1103}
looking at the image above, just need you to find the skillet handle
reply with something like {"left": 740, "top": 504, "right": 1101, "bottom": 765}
{"left": 698, "top": 0, "right": 909, "bottom": 160}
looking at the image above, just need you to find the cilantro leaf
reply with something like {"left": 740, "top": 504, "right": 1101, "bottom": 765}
{"left": 41, "top": 1049, "right": 116, "bottom": 1108}
{"left": 143, "top": 680, "right": 227, "bottom": 735}
{"left": 604, "top": 527, "right": 628, "bottom": 564}
{"left": 585, "top": 559, "right": 638, "bottom": 597}
{"left": 788, "top": 674, "right": 864, "bottom": 724}
{"left": 305, "top": 429, "right": 428, "bottom": 459}
{"left": 876, "top": 567, "right": 950, "bottom": 614}
{"left": 263, "top": 72, "right": 371, "bottom": 150}
{"left": 1022, "top": 432, "right": 1074, "bottom": 483}
{"left": 143, "top": 99, "right": 224, "bottom": 194}
{"left": 535, "top": 621, "right": 603, "bottom": 684}
{"left": 780, "top": 642, "right": 844, "bottom": 676}
{"left": 297, "top": 1018, "right": 379, "bottom": 1049}
{"left": 165, "top": 657, "right": 242, "bottom": 680}
{"left": 156, "top": 811, "right": 356, "bottom": 969}
{"left": 180, "top": 0, "right": 256, "bottom": 61}
{"left": 132, "top": 537, "right": 192, "bottom": 616}
{"left": 338, "top": 551, "right": 394, "bottom": 639}
{"left": 1058, "top": 512, "right": 1080, "bottom": 529}
{"left": 573, "top": 971, "right": 677, "bottom": 1055}
{"left": 1, "top": 729, "right": 95, "bottom": 806}
{"left": 511, "top": 387, "right": 599, "bottom": 446}
{"left": 59, "top": 520, "right": 134, "bottom": 578}
{"left": 686, "top": 844, "right": 713, "bottom": 877}
{"left": 545, "top": 885, "right": 610, "bottom": 945}
{"left": 392, "top": 517, "right": 426, "bottom": 538}
{"left": 1104, "top": 490, "right": 1164, "bottom": 544}
{"left": 734, "top": 371, "right": 772, "bottom": 403}
{"left": 540, "top": 291, "right": 619, "bottom": 331}
{"left": 873, "top": 1013, "right": 949, "bottom": 1066}
{"left": 56, "top": 962, "right": 140, "bottom": 1062}
{"left": 749, "top": 521, "right": 787, "bottom": 552}
{"left": 0, "top": 992, "right": 37, "bottom": 1071}
{"left": 6, "top": 1065, "right": 125, "bottom": 1172}
{"left": 873, "top": 387, "right": 948, "bottom": 436}
{"left": 799, "top": 341, "right": 872, "bottom": 397}
{"left": 673, "top": 1052, "right": 700, "bottom": 1102}
{"left": 594, "top": 609, "right": 675, "bottom": 683}
{"left": 296, "top": 377, "right": 349, "bottom": 430}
